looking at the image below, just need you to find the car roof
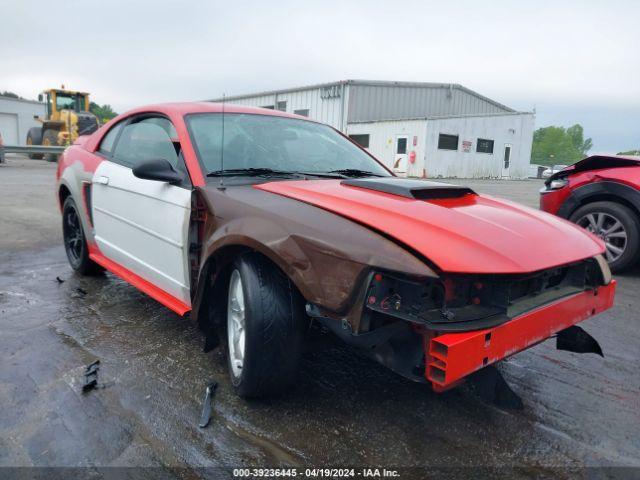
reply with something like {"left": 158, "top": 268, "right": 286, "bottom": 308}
{"left": 120, "top": 102, "right": 314, "bottom": 122}
{"left": 79, "top": 101, "right": 326, "bottom": 160}
{"left": 581, "top": 154, "right": 640, "bottom": 162}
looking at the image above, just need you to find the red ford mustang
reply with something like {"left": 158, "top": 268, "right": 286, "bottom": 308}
{"left": 540, "top": 155, "right": 640, "bottom": 272}
{"left": 56, "top": 103, "right": 615, "bottom": 398}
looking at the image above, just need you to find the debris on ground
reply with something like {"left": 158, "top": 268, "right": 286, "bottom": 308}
{"left": 556, "top": 325, "right": 604, "bottom": 357}
{"left": 82, "top": 360, "right": 101, "bottom": 393}
{"left": 199, "top": 381, "right": 218, "bottom": 428}
{"left": 469, "top": 366, "right": 524, "bottom": 410}
{"left": 71, "top": 287, "right": 88, "bottom": 299}
{"left": 55, "top": 276, "right": 65, "bottom": 284}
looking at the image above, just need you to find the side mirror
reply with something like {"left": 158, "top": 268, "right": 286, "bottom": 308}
{"left": 132, "top": 158, "right": 183, "bottom": 184}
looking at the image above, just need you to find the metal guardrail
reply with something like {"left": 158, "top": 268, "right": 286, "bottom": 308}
{"left": 0, "top": 145, "right": 66, "bottom": 155}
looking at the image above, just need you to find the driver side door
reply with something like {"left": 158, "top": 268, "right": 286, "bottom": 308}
{"left": 91, "top": 116, "right": 193, "bottom": 308}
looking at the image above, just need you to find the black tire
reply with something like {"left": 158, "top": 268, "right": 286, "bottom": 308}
{"left": 226, "top": 253, "right": 307, "bottom": 398}
{"left": 42, "top": 129, "right": 59, "bottom": 162}
{"left": 26, "top": 127, "right": 43, "bottom": 159}
{"left": 62, "top": 197, "right": 103, "bottom": 275}
{"left": 569, "top": 201, "right": 640, "bottom": 272}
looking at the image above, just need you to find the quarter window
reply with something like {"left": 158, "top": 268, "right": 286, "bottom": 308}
{"left": 438, "top": 134, "right": 458, "bottom": 151}
{"left": 476, "top": 138, "right": 494, "bottom": 154}
{"left": 98, "top": 122, "right": 124, "bottom": 155}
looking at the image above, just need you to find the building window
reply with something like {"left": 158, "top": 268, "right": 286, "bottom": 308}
{"left": 438, "top": 134, "right": 458, "bottom": 151}
{"left": 476, "top": 138, "right": 494, "bottom": 154}
{"left": 294, "top": 109, "right": 309, "bottom": 117}
{"left": 349, "top": 134, "right": 370, "bottom": 148}
{"left": 276, "top": 101, "right": 287, "bottom": 112}
{"left": 260, "top": 105, "right": 274, "bottom": 110}
{"left": 396, "top": 137, "right": 407, "bottom": 154}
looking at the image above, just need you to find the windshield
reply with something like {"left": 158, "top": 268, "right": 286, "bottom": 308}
{"left": 54, "top": 92, "right": 85, "bottom": 112}
{"left": 186, "top": 113, "right": 390, "bottom": 177}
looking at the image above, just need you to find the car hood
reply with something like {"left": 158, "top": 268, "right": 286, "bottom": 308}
{"left": 547, "top": 155, "right": 640, "bottom": 184}
{"left": 255, "top": 178, "right": 604, "bottom": 274}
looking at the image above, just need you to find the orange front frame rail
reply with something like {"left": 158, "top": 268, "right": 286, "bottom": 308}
{"left": 427, "top": 281, "right": 616, "bottom": 387}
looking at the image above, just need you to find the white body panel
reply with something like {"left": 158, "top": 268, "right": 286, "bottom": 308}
{"left": 91, "top": 160, "right": 192, "bottom": 305}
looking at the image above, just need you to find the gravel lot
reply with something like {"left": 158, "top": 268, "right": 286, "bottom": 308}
{"left": 1, "top": 156, "right": 638, "bottom": 478}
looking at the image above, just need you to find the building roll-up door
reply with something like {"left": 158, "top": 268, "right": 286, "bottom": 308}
{"left": 0, "top": 113, "right": 19, "bottom": 145}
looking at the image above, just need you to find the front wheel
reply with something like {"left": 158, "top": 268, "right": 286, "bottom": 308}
{"left": 26, "top": 127, "right": 43, "bottom": 159}
{"left": 62, "top": 197, "right": 103, "bottom": 275}
{"left": 226, "top": 253, "right": 306, "bottom": 398}
{"left": 570, "top": 201, "right": 640, "bottom": 272}
{"left": 42, "top": 129, "right": 59, "bottom": 162}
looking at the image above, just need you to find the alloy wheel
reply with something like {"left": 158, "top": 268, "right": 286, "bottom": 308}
{"left": 227, "top": 269, "right": 246, "bottom": 379}
{"left": 63, "top": 205, "right": 84, "bottom": 265}
{"left": 577, "top": 212, "right": 628, "bottom": 263}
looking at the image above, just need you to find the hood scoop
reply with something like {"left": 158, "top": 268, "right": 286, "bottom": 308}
{"left": 341, "top": 178, "right": 475, "bottom": 200}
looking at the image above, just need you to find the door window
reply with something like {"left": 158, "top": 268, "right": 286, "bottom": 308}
{"left": 396, "top": 137, "right": 407, "bottom": 154}
{"left": 113, "top": 117, "right": 179, "bottom": 169}
{"left": 504, "top": 145, "right": 511, "bottom": 168}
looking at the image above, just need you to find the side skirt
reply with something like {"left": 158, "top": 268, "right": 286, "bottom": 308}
{"left": 89, "top": 250, "right": 191, "bottom": 316}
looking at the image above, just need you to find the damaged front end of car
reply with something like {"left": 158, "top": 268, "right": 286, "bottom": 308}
{"left": 308, "top": 254, "right": 615, "bottom": 392}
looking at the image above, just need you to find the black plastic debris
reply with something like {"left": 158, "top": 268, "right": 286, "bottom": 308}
{"left": 469, "top": 365, "right": 524, "bottom": 410}
{"left": 71, "top": 287, "right": 88, "bottom": 299}
{"left": 55, "top": 276, "right": 65, "bottom": 284}
{"left": 82, "top": 360, "right": 100, "bottom": 393}
{"left": 556, "top": 325, "right": 604, "bottom": 357}
{"left": 199, "top": 381, "right": 218, "bottom": 428}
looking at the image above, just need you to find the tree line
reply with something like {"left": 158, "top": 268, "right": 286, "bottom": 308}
{"left": 532, "top": 124, "right": 639, "bottom": 165}
{"left": 531, "top": 124, "right": 592, "bottom": 166}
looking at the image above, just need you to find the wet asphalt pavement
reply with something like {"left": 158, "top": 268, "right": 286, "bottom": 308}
{"left": 1, "top": 157, "right": 639, "bottom": 478}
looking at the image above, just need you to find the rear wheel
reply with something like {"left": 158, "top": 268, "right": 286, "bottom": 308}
{"left": 570, "top": 201, "right": 640, "bottom": 272}
{"left": 225, "top": 253, "right": 306, "bottom": 398}
{"left": 26, "top": 127, "right": 43, "bottom": 159}
{"left": 42, "top": 129, "right": 59, "bottom": 162}
{"left": 62, "top": 197, "right": 103, "bottom": 275}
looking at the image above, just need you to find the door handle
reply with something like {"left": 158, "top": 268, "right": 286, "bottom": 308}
{"left": 95, "top": 176, "right": 109, "bottom": 185}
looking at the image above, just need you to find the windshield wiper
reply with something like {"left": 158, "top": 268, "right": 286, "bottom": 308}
{"left": 206, "top": 168, "right": 301, "bottom": 178}
{"left": 326, "top": 169, "right": 385, "bottom": 178}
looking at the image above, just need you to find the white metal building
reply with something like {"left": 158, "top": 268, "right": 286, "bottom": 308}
{"left": 211, "top": 80, "right": 534, "bottom": 179}
{"left": 0, "top": 96, "right": 45, "bottom": 146}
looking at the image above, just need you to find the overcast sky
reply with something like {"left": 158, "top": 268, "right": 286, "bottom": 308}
{"left": 1, "top": 0, "right": 638, "bottom": 152}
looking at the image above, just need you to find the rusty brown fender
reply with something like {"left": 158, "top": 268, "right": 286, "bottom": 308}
{"left": 191, "top": 183, "right": 436, "bottom": 327}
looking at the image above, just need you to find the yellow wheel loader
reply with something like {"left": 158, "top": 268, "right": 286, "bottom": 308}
{"left": 26, "top": 87, "right": 100, "bottom": 161}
